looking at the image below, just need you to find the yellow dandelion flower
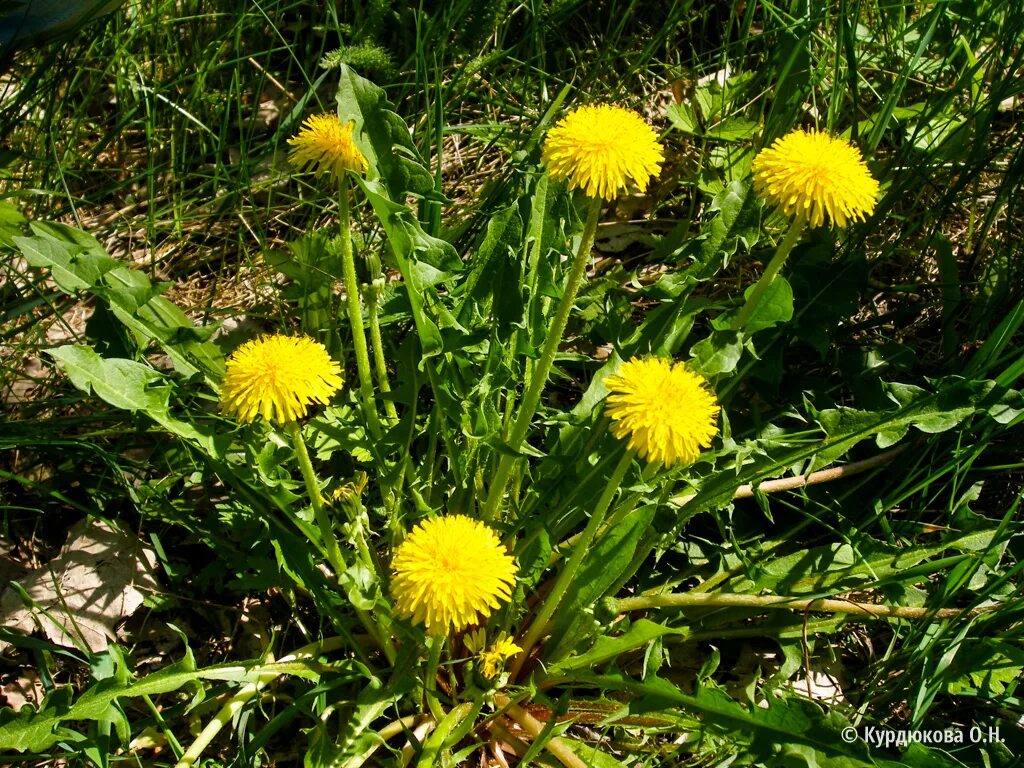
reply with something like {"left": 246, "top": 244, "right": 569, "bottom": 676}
{"left": 605, "top": 357, "right": 720, "bottom": 466}
{"left": 288, "top": 114, "right": 368, "bottom": 179}
{"left": 752, "top": 128, "right": 879, "bottom": 229}
{"left": 220, "top": 335, "right": 343, "bottom": 425}
{"left": 542, "top": 103, "right": 664, "bottom": 201}
{"left": 477, "top": 633, "right": 522, "bottom": 679}
{"left": 390, "top": 515, "right": 518, "bottom": 636}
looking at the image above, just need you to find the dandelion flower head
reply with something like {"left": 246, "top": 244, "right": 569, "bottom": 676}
{"left": 604, "top": 357, "right": 720, "bottom": 466}
{"left": 468, "top": 632, "right": 522, "bottom": 679}
{"left": 288, "top": 114, "right": 368, "bottom": 179}
{"left": 390, "top": 515, "right": 518, "bottom": 635}
{"left": 542, "top": 103, "right": 663, "bottom": 201}
{"left": 752, "top": 128, "right": 878, "bottom": 229}
{"left": 220, "top": 334, "right": 343, "bottom": 425}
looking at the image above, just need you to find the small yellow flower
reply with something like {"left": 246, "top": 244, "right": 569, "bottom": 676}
{"left": 390, "top": 515, "right": 518, "bottom": 636}
{"left": 604, "top": 357, "right": 720, "bottom": 466}
{"left": 220, "top": 335, "right": 343, "bottom": 425}
{"left": 542, "top": 104, "right": 664, "bottom": 201}
{"left": 752, "top": 129, "right": 879, "bottom": 229}
{"left": 288, "top": 114, "right": 368, "bottom": 179}
{"left": 331, "top": 472, "right": 368, "bottom": 505}
{"left": 468, "top": 632, "right": 522, "bottom": 679}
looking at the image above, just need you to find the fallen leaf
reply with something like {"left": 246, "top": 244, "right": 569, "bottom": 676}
{"left": 1, "top": 666, "right": 44, "bottom": 711}
{"left": 0, "top": 518, "right": 159, "bottom": 653}
{"left": 790, "top": 662, "right": 848, "bottom": 706}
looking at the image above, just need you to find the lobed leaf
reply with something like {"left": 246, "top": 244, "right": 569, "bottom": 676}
{"left": 15, "top": 221, "right": 223, "bottom": 381}
{"left": 47, "top": 345, "right": 219, "bottom": 454}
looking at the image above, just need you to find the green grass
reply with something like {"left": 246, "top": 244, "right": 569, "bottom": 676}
{"left": 1, "top": 1, "right": 1023, "bottom": 766}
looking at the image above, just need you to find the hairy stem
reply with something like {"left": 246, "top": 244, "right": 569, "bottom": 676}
{"left": 510, "top": 449, "right": 633, "bottom": 680}
{"left": 338, "top": 178, "right": 383, "bottom": 440}
{"left": 366, "top": 275, "right": 399, "bottom": 425}
{"left": 482, "top": 197, "right": 602, "bottom": 521}
{"left": 734, "top": 213, "right": 805, "bottom": 330}
{"left": 424, "top": 635, "right": 447, "bottom": 722}
{"left": 288, "top": 422, "right": 392, "bottom": 658}
{"left": 288, "top": 421, "right": 346, "bottom": 575}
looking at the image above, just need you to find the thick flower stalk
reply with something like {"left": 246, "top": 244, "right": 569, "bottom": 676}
{"left": 217, "top": 335, "right": 393, "bottom": 654}
{"left": 219, "top": 334, "right": 343, "bottom": 425}
{"left": 287, "top": 114, "right": 368, "bottom": 180}
{"left": 604, "top": 357, "right": 720, "bottom": 467}
{"left": 510, "top": 359, "right": 718, "bottom": 679}
{"left": 390, "top": 515, "right": 518, "bottom": 635}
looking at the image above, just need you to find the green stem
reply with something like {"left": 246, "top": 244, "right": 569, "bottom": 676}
{"left": 288, "top": 422, "right": 393, "bottom": 660}
{"left": 339, "top": 177, "right": 383, "bottom": 441}
{"left": 288, "top": 421, "right": 346, "bottom": 576}
{"left": 424, "top": 635, "right": 447, "bottom": 722}
{"left": 344, "top": 505, "right": 396, "bottom": 663}
{"left": 605, "top": 591, "right": 995, "bottom": 620}
{"left": 367, "top": 276, "right": 399, "bottom": 425}
{"left": 510, "top": 449, "right": 633, "bottom": 681}
{"left": 143, "top": 694, "right": 183, "bottom": 758}
{"left": 734, "top": 213, "right": 805, "bottom": 330}
{"left": 590, "top": 459, "right": 658, "bottom": 534}
{"left": 548, "top": 459, "right": 658, "bottom": 563}
{"left": 482, "top": 197, "right": 602, "bottom": 521}
{"left": 345, "top": 490, "right": 389, "bottom": 586}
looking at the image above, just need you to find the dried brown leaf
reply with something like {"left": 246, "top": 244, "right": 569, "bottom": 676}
{"left": 0, "top": 519, "right": 159, "bottom": 652}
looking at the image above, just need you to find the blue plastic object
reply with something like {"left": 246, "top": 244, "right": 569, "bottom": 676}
{"left": 0, "top": 0, "right": 123, "bottom": 49}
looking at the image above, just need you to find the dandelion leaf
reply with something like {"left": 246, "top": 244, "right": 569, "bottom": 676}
{"left": 460, "top": 204, "right": 526, "bottom": 336}
{"left": 0, "top": 200, "right": 26, "bottom": 247}
{"left": 14, "top": 221, "right": 223, "bottom": 381}
{"left": 47, "top": 345, "right": 218, "bottom": 453}
{"left": 581, "top": 672, "right": 875, "bottom": 765}
{"left": 336, "top": 63, "right": 433, "bottom": 199}
{"left": 545, "top": 504, "right": 656, "bottom": 660}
